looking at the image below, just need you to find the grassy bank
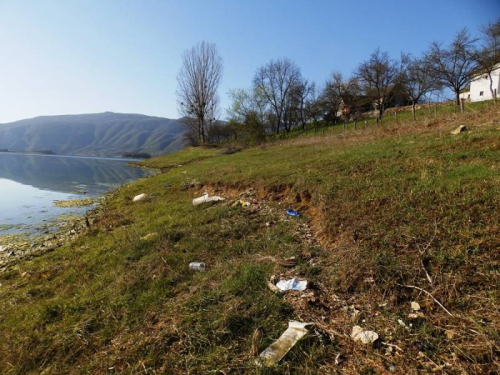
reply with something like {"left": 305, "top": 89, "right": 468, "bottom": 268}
{"left": 1, "top": 103, "right": 499, "bottom": 374}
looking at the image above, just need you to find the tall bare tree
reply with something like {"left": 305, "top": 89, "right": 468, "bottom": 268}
{"left": 177, "top": 41, "right": 223, "bottom": 144}
{"left": 425, "top": 28, "right": 478, "bottom": 107}
{"left": 355, "top": 48, "right": 399, "bottom": 120}
{"left": 476, "top": 18, "right": 500, "bottom": 105}
{"left": 400, "top": 54, "right": 439, "bottom": 120}
{"left": 253, "top": 58, "right": 302, "bottom": 134}
{"left": 293, "top": 80, "right": 316, "bottom": 130}
{"left": 304, "top": 83, "right": 322, "bottom": 126}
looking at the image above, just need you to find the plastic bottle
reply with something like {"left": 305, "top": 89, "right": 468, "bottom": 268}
{"left": 189, "top": 262, "right": 206, "bottom": 271}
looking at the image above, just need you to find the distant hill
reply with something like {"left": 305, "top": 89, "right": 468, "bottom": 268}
{"left": 0, "top": 112, "right": 186, "bottom": 157}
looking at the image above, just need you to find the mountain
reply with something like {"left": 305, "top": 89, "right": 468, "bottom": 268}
{"left": 0, "top": 112, "right": 186, "bottom": 157}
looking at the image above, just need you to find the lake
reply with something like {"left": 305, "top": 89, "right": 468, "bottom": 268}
{"left": 0, "top": 152, "right": 149, "bottom": 235}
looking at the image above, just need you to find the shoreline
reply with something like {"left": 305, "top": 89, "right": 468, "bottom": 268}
{"left": 0, "top": 200, "right": 101, "bottom": 271}
{"left": 0, "top": 172, "right": 158, "bottom": 272}
{"left": 0, "top": 155, "right": 161, "bottom": 271}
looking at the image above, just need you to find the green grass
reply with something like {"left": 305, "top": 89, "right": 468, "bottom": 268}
{"left": 1, "top": 102, "right": 499, "bottom": 373}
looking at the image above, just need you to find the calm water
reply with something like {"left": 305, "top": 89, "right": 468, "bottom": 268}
{"left": 0, "top": 152, "right": 148, "bottom": 234}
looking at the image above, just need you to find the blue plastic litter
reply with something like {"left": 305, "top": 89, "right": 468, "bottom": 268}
{"left": 286, "top": 209, "right": 300, "bottom": 217}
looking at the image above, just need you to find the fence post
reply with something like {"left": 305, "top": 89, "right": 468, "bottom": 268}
{"left": 460, "top": 98, "right": 465, "bottom": 113}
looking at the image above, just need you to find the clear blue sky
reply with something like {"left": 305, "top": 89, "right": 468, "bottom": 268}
{"left": 0, "top": 0, "right": 498, "bottom": 123}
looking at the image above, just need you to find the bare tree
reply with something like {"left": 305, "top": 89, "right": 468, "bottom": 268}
{"left": 355, "top": 48, "right": 399, "bottom": 120}
{"left": 401, "top": 54, "right": 439, "bottom": 120}
{"left": 294, "top": 80, "right": 316, "bottom": 130}
{"left": 177, "top": 41, "right": 223, "bottom": 144}
{"left": 304, "top": 83, "right": 322, "bottom": 125}
{"left": 425, "top": 28, "right": 478, "bottom": 107}
{"left": 253, "top": 58, "right": 302, "bottom": 134}
{"left": 476, "top": 18, "right": 500, "bottom": 105}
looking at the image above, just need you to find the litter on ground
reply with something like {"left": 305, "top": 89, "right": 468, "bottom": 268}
{"left": 451, "top": 125, "right": 467, "bottom": 135}
{"left": 256, "top": 321, "right": 313, "bottom": 366}
{"left": 132, "top": 193, "right": 148, "bottom": 202}
{"left": 232, "top": 199, "right": 251, "bottom": 207}
{"left": 286, "top": 209, "right": 300, "bottom": 217}
{"left": 189, "top": 262, "right": 206, "bottom": 271}
{"left": 276, "top": 278, "right": 308, "bottom": 291}
{"left": 192, "top": 193, "right": 225, "bottom": 206}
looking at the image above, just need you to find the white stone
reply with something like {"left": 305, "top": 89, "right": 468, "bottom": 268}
{"left": 411, "top": 301, "right": 421, "bottom": 311}
{"left": 351, "top": 325, "right": 379, "bottom": 344}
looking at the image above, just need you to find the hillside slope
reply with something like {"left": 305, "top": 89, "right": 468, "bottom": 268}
{"left": 0, "top": 104, "right": 499, "bottom": 373}
{"left": 0, "top": 112, "right": 186, "bottom": 157}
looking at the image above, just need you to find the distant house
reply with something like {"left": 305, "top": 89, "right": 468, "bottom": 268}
{"left": 466, "top": 63, "right": 500, "bottom": 102}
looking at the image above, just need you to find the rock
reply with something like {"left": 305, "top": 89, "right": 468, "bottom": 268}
{"left": 351, "top": 325, "right": 379, "bottom": 344}
{"left": 411, "top": 301, "right": 421, "bottom": 311}
{"left": 408, "top": 312, "right": 425, "bottom": 319}
{"left": 450, "top": 125, "right": 467, "bottom": 135}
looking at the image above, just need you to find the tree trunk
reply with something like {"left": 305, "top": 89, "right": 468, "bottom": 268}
{"left": 412, "top": 102, "right": 416, "bottom": 121}
{"left": 455, "top": 91, "right": 460, "bottom": 107}
{"left": 489, "top": 74, "right": 496, "bottom": 106}
{"left": 199, "top": 117, "right": 205, "bottom": 144}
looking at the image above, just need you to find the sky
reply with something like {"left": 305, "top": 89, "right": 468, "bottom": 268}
{"left": 0, "top": 0, "right": 498, "bottom": 123}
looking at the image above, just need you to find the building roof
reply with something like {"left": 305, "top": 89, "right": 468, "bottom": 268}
{"left": 470, "top": 62, "right": 500, "bottom": 81}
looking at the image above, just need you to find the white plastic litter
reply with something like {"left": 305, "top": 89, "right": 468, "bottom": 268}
{"left": 276, "top": 278, "right": 308, "bottom": 292}
{"left": 132, "top": 193, "right": 148, "bottom": 202}
{"left": 0, "top": 246, "right": 5, "bottom": 252}
{"left": 192, "top": 193, "right": 225, "bottom": 206}
{"left": 451, "top": 125, "right": 467, "bottom": 135}
{"left": 189, "top": 262, "right": 206, "bottom": 271}
{"left": 256, "top": 321, "right": 313, "bottom": 366}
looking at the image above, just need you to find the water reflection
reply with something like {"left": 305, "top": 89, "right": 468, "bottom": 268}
{"left": 0, "top": 152, "right": 146, "bottom": 194}
{"left": 0, "top": 153, "right": 149, "bottom": 233}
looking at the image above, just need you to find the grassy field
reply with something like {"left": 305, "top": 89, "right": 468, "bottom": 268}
{"left": 0, "top": 102, "right": 499, "bottom": 374}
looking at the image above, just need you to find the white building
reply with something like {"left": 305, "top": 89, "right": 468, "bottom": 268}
{"left": 463, "top": 63, "right": 500, "bottom": 102}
